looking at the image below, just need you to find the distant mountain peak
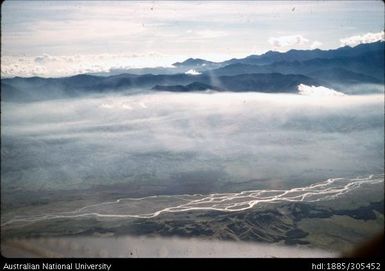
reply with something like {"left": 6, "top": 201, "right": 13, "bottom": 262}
{"left": 173, "top": 58, "right": 215, "bottom": 67}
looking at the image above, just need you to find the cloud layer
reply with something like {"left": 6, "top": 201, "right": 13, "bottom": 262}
{"left": 340, "top": 31, "right": 385, "bottom": 47}
{"left": 185, "top": 69, "right": 201, "bottom": 75}
{"left": 310, "top": 41, "right": 323, "bottom": 49}
{"left": 298, "top": 84, "right": 345, "bottom": 97}
{"left": 2, "top": 92, "right": 383, "bottom": 195}
{"left": 1, "top": 53, "right": 178, "bottom": 78}
{"left": 268, "top": 35, "right": 309, "bottom": 48}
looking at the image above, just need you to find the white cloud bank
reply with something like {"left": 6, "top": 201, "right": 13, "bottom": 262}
{"left": 185, "top": 69, "right": 201, "bottom": 75}
{"left": 298, "top": 84, "right": 345, "bottom": 97}
{"left": 2, "top": 92, "right": 383, "bottom": 193}
{"left": 1, "top": 53, "right": 179, "bottom": 78}
{"left": 268, "top": 35, "right": 309, "bottom": 48}
{"left": 310, "top": 41, "right": 323, "bottom": 49}
{"left": 340, "top": 31, "right": 384, "bottom": 47}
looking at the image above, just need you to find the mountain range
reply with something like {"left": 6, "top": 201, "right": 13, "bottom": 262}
{"left": 1, "top": 41, "right": 384, "bottom": 102}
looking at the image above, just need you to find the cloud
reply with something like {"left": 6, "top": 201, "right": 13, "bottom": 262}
{"left": 185, "top": 69, "right": 201, "bottom": 75}
{"left": 1, "top": 53, "right": 179, "bottom": 78}
{"left": 2, "top": 92, "right": 383, "bottom": 194}
{"left": 297, "top": 84, "right": 345, "bottom": 97}
{"left": 340, "top": 31, "right": 384, "bottom": 47}
{"left": 310, "top": 41, "right": 322, "bottom": 49}
{"left": 268, "top": 35, "right": 309, "bottom": 48}
{"left": 34, "top": 53, "right": 58, "bottom": 64}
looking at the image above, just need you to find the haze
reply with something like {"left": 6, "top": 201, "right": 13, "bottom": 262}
{"left": 2, "top": 90, "right": 383, "bottom": 195}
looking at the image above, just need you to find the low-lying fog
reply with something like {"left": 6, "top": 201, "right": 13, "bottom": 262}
{"left": 1, "top": 91, "right": 384, "bottom": 195}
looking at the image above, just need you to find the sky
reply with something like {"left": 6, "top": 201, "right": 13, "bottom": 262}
{"left": 1, "top": 1, "right": 384, "bottom": 77}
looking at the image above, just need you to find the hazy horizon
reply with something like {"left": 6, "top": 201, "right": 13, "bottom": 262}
{"left": 1, "top": 1, "right": 384, "bottom": 77}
